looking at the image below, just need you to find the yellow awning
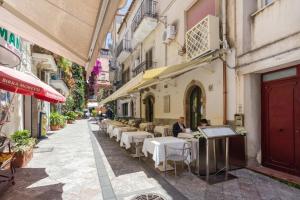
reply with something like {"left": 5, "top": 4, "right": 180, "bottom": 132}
{"left": 101, "top": 55, "right": 217, "bottom": 104}
{"left": 100, "top": 72, "right": 143, "bottom": 105}
{"left": 0, "top": 0, "right": 121, "bottom": 73}
{"left": 128, "top": 55, "right": 215, "bottom": 93}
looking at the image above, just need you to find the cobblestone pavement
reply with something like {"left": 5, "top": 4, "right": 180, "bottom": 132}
{"left": 89, "top": 121, "right": 300, "bottom": 200}
{"left": 0, "top": 120, "right": 102, "bottom": 200}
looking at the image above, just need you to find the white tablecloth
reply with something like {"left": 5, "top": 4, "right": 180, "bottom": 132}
{"left": 111, "top": 127, "right": 137, "bottom": 141}
{"left": 142, "top": 137, "right": 188, "bottom": 167}
{"left": 120, "top": 131, "right": 153, "bottom": 149}
{"left": 107, "top": 124, "right": 126, "bottom": 136}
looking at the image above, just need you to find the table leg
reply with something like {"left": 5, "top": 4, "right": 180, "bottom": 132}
{"left": 213, "top": 139, "right": 217, "bottom": 171}
{"left": 225, "top": 137, "right": 229, "bottom": 180}
{"left": 206, "top": 139, "right": 210, "bottom": 182}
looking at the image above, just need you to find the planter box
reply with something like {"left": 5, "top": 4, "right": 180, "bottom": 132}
{"left": 12, "top": 148, "right": 33, "bottom": 168}
{"left": 50, "top": 125, "right": 60, "bottom": 131}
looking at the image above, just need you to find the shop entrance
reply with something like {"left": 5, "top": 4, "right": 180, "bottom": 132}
{"left": 185, "top": 85, "right": 203, "bottom": 131}
{"left": 144, "top": 95, "right": 154, "bottom": 122}
{"left": 262, "top": 66, "right": 300, "bottom": 176}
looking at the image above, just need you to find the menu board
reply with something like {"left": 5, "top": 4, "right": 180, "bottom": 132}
{"left": 198, "top": 127, "right": 237, "bottom": 139}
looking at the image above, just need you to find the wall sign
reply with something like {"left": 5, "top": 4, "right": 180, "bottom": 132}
{"left": 0, "top": 27, "right": 22, "bottom": 67}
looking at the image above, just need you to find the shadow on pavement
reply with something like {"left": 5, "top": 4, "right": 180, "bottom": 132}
{"left": 0, "top": 168, "right": 64, "bottom": 200}
{"left": 92, "top": 129, "right": 188, "bottom": 200}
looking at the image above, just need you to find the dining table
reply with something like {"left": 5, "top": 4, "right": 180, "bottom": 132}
{"left": 142, "top": 136, "right": 192, "bottom": 171}
{"left": 107, "top": 123, "right": 126, "bottom": 136}
{"left": 111, "top": 126, "right": 138, "bottom": 141}
{"left": 120, "top": 131, "right": 153, "bottom": 149}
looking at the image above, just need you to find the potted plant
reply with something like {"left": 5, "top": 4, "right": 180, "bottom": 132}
{"left": 76, "top": 111, "right": 83, "bottom": 119}
{"left": 66, "top": 111, "right": 77, "bottom": 124}
{"left": 50, "top": 112, "right": 61, "bottom": 131}
{"left": 10, "top": 130, "right": 36, "bottom": 168}
{"left": 59, "top": 114, "right": 66, "bottom": 128}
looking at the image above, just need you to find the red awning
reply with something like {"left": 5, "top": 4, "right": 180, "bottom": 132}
{"left": 0, "top": 66, "right": 65, "bottom": 103}
{"left": 34, "top": 81, "right": 66, "bottom": 103}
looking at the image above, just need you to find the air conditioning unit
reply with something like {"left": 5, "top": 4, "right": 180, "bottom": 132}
{"left": 186, "top": 15, "right": 220, "bottom": 60}
{"left": 162, "top": 25, "right": 176, "bottom": 44}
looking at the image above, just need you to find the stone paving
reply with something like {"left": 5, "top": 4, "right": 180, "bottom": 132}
{"left": 1, "top": 120, "right": 300, "bottom": 200}
{"left": 0, "top": 120, "right": 102, "bottom": 200}
{"left": 89, "top": 121, "right": 300, "bottom": 200}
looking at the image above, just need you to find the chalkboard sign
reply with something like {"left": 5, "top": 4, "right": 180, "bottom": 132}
{"left": 198, "top": 126, "right": 237, "bottom": 139}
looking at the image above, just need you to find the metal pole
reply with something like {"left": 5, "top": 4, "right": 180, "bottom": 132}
{"left": 225, "top": 137, "right": 229, "bottom": 180}
{"left": 206, "top": 139, "right": 209, "bottom": 182}
{"left": 213, "top": 139, "right": 217, "bottom": 171}
{"left": 197, "top": 140, "right": 200, "bottom": 176}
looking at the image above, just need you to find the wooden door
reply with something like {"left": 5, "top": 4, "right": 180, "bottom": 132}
{"left": 262, "top": 67, "right": 300, "bottom": 176}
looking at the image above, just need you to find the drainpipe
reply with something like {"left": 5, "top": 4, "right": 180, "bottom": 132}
{"left": 222, "top": 0, "right": 228, "bottom": 125}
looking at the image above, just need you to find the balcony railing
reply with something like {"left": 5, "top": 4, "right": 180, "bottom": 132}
{"left": 131, "top": 0, "right": 158, "bottom": 34}
{"left": 132, "top": 60, "right": 155, "bottom": 77}
{"left": 100, "top": 48, "right": 110, "bottom": 56}
{"left": 116, "top": 39, "right": 131, "bottom": 58}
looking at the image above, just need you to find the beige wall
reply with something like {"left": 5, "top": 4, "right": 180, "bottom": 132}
{"left": 112, "top": 0, "right": 237, "bottom": 126}
{"left": 140, "top": 60, "right": 224, "bottom": 125}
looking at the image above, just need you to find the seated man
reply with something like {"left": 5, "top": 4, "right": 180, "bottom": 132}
{"left": 172, "top": 117, "right": 186, "bottom": 137}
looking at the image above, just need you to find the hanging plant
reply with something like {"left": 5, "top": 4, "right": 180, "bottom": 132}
{"left": 92, "top": 59, "right": 102, "bottom": 76}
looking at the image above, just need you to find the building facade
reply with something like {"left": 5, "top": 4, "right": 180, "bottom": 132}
{"left": 233, "top": 0, "right": 300, "bottom": 176}
{"left": 103, "top": 0, "right": 300, "bottom": 177}
{"left": 107, "top": 0, "right": 235, "bottom": 127}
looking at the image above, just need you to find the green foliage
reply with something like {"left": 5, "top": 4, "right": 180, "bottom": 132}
{"left": 75, "top": 111, "right": 83, "bottom": 118}
{"left": 50, "top": 112, "right": 62, "bottom": 126}
{"left": 58, "top": 57, "right": 87, "bottom": 112}
{"left": 50, "top": 112, "right": 65, "bottom": 126}
{"left": 63, "top": 96, "right": 75, "bottom": 113}
{"left": 59, "top": 114, "right": 66, "bottom": 126}
{"left": 71, "top": 63, "right": 86, "bottom": 111}
{"left": 66, "top": 111, "right": 77, "bottom": 121}
{"left": 10, "top": 130, "right": 36, "bottom": 152}
{"left": 91, "top": 110, "right": 97, "bottom": 117}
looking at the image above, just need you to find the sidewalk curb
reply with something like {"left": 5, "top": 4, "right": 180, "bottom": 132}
{"left": 87, "top": 121, "right": 117, "bottom": 200}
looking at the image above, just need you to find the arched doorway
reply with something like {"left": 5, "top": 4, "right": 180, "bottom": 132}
{"left": 144, "top": 95, "right": 154, "bottom": 122}
{"left": 185, "top": 82, "right": 205, "bottom": 131}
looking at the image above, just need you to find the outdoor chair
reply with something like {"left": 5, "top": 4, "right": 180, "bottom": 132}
{"left": 98, "top": 121, "right": 108, "bottom": 136}
{"left": 131, "top": 135, "right": 152, "bottom": 161}
{"left": 164, "top": 143, "right": 191, "bottom": 177}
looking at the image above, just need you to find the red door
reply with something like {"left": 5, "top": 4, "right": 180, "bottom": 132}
{"left": 262, "top": 67, "right": 300, "bottom": 176}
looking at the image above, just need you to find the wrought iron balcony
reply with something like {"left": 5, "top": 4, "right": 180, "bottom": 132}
{"left": 132, "top": 60, "right": 155, "bottom": 77}
{"left": 116, "top": 39, "right": 132, "bottom": 63}
{"left": 131, "top": 0, "right": 158, "bottom": 45}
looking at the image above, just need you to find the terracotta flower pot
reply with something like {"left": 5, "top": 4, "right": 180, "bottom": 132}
{"left": 13, "top": 148, "right": 33, "bottom": 168}
{"left": 50, "top": 125, "right": 60, "bottom": 131}
{"left": 67, "top": 120, "right": 74, "bottom": 124}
